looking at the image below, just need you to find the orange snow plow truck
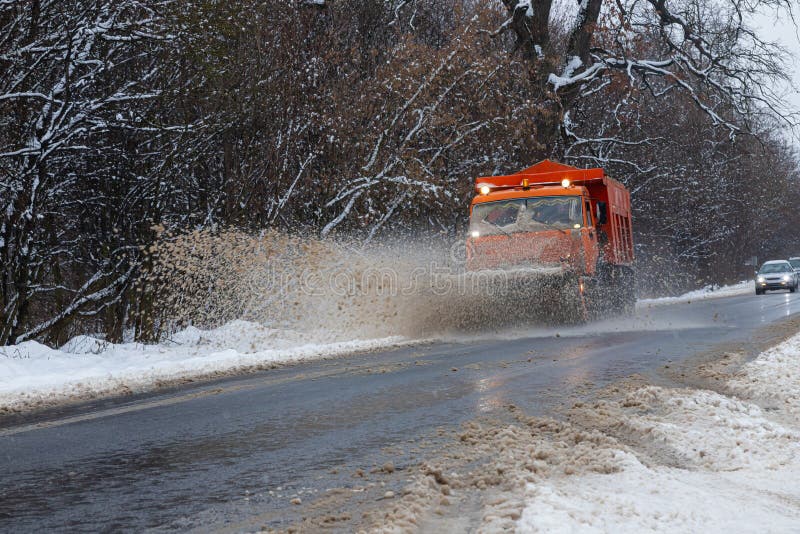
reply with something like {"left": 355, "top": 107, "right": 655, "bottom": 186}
{"left": 465, "top": 160, "right": 635, "bottom": 322}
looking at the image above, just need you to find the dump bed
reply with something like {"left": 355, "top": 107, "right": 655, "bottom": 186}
{"left": 582, "top": 176, "right": 633, "bottom": 265}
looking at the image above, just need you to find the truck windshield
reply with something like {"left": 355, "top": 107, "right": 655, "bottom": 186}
{"left": 470, "top": 196, "right": 582, "bottom": 237}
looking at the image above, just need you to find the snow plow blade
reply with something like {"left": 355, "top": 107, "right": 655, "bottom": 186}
{"left": 418, "top": 268, "right": 587, "bottom": 334}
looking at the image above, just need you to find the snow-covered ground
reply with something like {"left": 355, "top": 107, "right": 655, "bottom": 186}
{"left": 638, "top": 280, "right": 754, "bottom": 307}
{"left": 728, "top": 332, "right": 800, "bottom": 418}
{"left": 516, "top": 331, "right": 800, "bottom": 533}
{"left": 0, "top": 320, "right": 406, "bottom": 412}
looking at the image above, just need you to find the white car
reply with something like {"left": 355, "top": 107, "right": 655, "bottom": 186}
{"left": 755, "top": 260, "right": 798, "bottom": 295}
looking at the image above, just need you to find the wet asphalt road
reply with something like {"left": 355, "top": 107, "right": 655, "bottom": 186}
{"left": 2, "top": 291, "right": 800, "bottom": 531}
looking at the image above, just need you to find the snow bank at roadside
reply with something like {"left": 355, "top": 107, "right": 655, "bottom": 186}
{"left": 638, "top": 280, "right": 754, "bottom": 307}
{"left": 728, "top": 331, "right": 800, "bottom": 417}
{"left": 520, "top": 452, "right": 800, "bottom": 533}
{"left": 516, "top": 332, "right": 800, "bottom": 533}
{"left": 0, "top": 320, "right": 406, "bottom": 412}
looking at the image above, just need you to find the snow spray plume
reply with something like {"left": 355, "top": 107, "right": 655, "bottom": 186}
{"left": 137, "top": 228, "right": 579, "bottom": 341}
{"left": 138, "top": 228, "right": 439, "bottom": 340}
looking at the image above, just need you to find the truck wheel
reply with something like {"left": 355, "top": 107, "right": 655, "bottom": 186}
{"left": 791, "top": 285, "right": 797, "bottom": 293}
{"left": 755, "top": 288, "right": 763, "bottom": 295}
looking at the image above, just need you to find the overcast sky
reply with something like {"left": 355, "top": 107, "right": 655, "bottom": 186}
{"left": 754, "top": 10, "right": 800, "bottom": 145}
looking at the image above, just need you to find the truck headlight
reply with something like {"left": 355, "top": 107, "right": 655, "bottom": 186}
{"left": 783, "top": 274, "right": 792, "bottom": 282}
{"left": 757, "top": 276, "right": 765, "bottom": 283}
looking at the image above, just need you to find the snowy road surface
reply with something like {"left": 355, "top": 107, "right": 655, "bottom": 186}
{"left": 1, "top": 290, "right": 800, "bottom": 531}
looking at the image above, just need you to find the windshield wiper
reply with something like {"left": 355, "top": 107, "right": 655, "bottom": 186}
{"left": 481, "top": 219, "right": 513, "bottom": 239}
{"left": 536, "top": 220, "right": 570, "bottom": 235}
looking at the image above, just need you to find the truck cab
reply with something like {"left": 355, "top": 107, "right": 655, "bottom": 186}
{"left": 467, "top": 183, "right": 599, "bottom": 273}
{"left": 467, "top": 160, "right": 633, "bottom": 272}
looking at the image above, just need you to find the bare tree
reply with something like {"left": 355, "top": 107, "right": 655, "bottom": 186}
{"left": 0, "top": 0, "right": 170, "bottom": 344}
{"left": 490, "top": 0, "right": 798, "bottom": 152}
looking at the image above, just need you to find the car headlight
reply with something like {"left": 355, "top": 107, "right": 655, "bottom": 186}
{"left": 757, "top": 276, "right": 765, "bottom": 282}
{"left": 784, "top": 274, "right": 792, "bottom": 282}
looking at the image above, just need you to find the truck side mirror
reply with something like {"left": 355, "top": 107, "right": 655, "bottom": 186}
{"left": 596, "top": 202, "right": 608, "bottom": 225}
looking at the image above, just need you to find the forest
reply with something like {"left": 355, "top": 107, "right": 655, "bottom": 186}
{"left": 1, "top": 0, "right": 798, "bottom": 345}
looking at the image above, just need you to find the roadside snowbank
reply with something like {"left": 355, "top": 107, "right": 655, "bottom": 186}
{"left": 728, "top": 331, "right": 800, "bottom": 417}
{"left": 0, "top": 321, "right": 405, "bottom": 412}
{"left": 520, "top": 452, "right": 800, "bottom": 533}
{"left": 516, "top": 332, "right": 800, "bottom": 533}
{"left": 638, "top": 280, "right": 754, "bottom": 307}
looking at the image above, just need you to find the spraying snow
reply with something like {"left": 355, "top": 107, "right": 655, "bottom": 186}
{"left": 139, "top": 228, "right": 591, "bottom": 339}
